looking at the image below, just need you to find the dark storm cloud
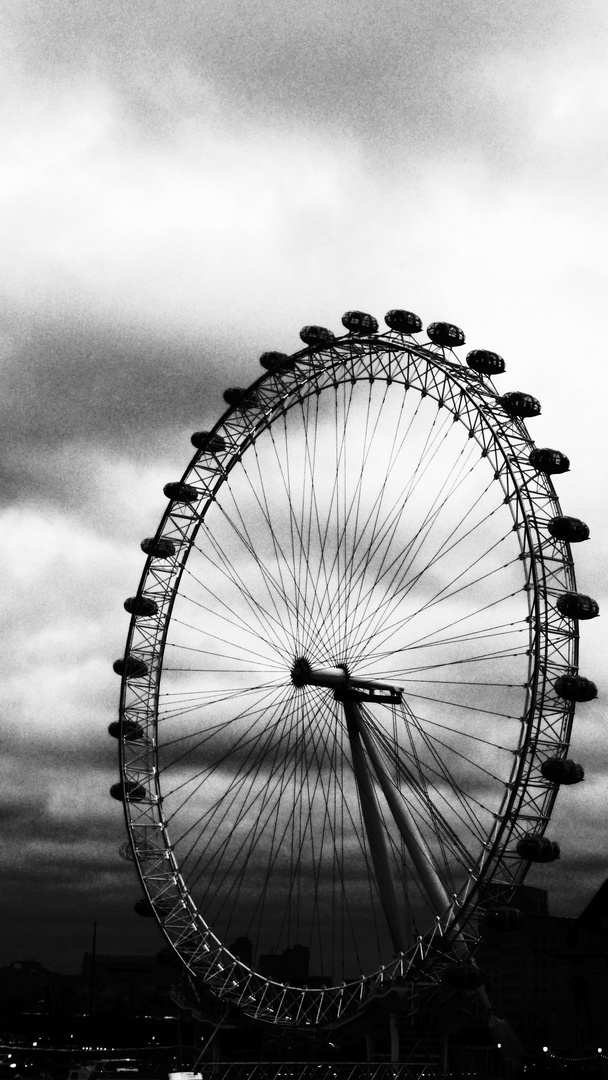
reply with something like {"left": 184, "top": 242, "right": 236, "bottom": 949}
{"left": 1, "top": 853, "right": 162, "bottom": 971}
{"left": 530, "top": 852, "right": 608, "bottom": 919}
{"left": 0, "top": 310, "right": 237, "bottom": 449}
{"left": 2, "top": 0, "right": 606, "bottom": 511}
{"left": 2, "top": 0, "right": 607, "bottom": 975}
{"left": 2, "top": 730, "right": 119, "bottom": 779}
{"left": 6, "top": 0, "right": 593, "bottom": 165}
{"left": 0, "top": 791, "right": 120, "bottom": 851}
{"left": 0, "top": 308, "right": 250, "bottom": 514}
{"left": 0, "top": 751, "right": 160, "bottom": 967}
{"left": 0, "top": 737, "right": 124, "bottom": 821}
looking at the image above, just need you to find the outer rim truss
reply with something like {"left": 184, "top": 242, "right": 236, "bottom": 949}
{"left": 116, "top": 330, "right": 578, "bottom": 1028}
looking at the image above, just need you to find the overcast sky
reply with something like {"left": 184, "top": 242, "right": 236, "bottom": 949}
{"left": 2, "top": 0, "right": 608, "bottom": 974}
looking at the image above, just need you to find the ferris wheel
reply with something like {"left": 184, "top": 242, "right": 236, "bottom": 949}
{"left": 111, "top": 308, "right": 597, "bottom": 1030}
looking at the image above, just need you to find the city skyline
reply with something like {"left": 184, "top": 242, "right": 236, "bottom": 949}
{"left": 2, "top": 1, "right": 608, "bottom": 974}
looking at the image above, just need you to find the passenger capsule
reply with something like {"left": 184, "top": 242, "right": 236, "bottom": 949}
{"left": 466, "top": 350, "right": 506, "bottom": 376}
{"left": 130, "top": 842, "right": 158, "bottom": 861}
{"left": 134, "top": 897, "right": 170, "bottom": 919}
{"left": 556, "top": 592, "right": 600, "bottom": 620}
{"left": 547, "top": 516, "right": 590, "bottom": 543}
{"left": 191, "top": 431, "right": 226, "bottom": 452}
{"left": 528, "top": 448, "right": 570, "bottom": 474}
{"left": 112, "top": 656, "right": 149, "bottom": 679}
{"left": 134, "top": 898, "right": 155, "bottom": 918}
{"left": 110, "top": 780, "right": 148, "bottom": 803}
{"left": 299, "top": 325, "right": 335, "bottom": 346}
{"left": 163, "top": 481, "right": 198, "bottom": 503}
{"left": 384, "top": 309, "right": 423, "bottom": 334}
{"left": 259, "top": 351, "right": 290, "bottom": 370}
{"left": 443, "top": 962, "right": 484, "bottom": 990}
{"left": 516, "top": 835, "right": 560, "bottom": 863}
{"left": 498, "top": 392, "right": 541, "bottom": 418}
{"left": 341, "top": 311, "right": 379, "bottom": 334}
{"left": 157, "top": 946, "right": 181, "bottom": 968}
{"left": 554, "top": 674, "right": 597, "bottom": 702}
{"left": 141, "top": 537, "right": 176, "bottom": 559}
{"left": 108, "top": 719, "right": 145, "bottom": 741}
{"left": 123, "top": 596, "right": 159, "bottom": 617}
{"left": 540, "top": 758, "right": 585, "bottom": 785}
{"left": 427, "top": 322, "right": 466, "bottom": 348}
{"left": 483, "top": 907, "right": 524, "bottom": 933}
{"left": 223, "top": 387, "right": 258, "bottom": 409}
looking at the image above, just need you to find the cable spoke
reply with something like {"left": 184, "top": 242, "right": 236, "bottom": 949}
{"left": 118, "top": 332, "right": 571, "bottom": 1023}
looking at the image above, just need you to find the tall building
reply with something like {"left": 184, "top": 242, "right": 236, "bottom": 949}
{"left": 477, "top": 880, "right": 608, "bottom": 1054}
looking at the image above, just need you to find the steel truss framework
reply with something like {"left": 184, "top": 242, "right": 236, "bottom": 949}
{"left": 189, "top": 1065, "right": 475, "bottom": 1080}
{"left": 116, "top": 328, "right": 579, "bottom": 1030}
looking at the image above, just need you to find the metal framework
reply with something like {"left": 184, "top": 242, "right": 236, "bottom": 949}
{"left": 115, "top": 324, "right": 581, "bottom": 1030}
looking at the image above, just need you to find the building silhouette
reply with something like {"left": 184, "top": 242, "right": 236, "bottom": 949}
{"left": 477, "top": 880, "right": 608, "bottom": 1055}
{"left": 4, "top": 880, "right": 608, "bottom": 1064}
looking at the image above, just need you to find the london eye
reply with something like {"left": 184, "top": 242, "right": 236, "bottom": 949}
{"left": 111, "top": 308, "right": 597, "bottom": 1030}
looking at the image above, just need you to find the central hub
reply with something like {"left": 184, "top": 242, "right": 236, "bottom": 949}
{"left": 291, "top": 658, "right": 349, "bottom": 690}
{"left": 290, "top": 658, "right": 403, "bottom": 704}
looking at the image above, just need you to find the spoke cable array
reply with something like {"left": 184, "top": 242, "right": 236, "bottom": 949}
{"left": 114, "top": 316, "right": 588, "bottom": 1030}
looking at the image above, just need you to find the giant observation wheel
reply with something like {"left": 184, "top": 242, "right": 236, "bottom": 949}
{"left": 112, "top": 308, "right": 597, "bottom": 1030}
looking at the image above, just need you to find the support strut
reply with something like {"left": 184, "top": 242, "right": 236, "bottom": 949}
{"left": 292, "top": 661, "right": 500, "bottom": 1034}
{"left": 292, "top": 663, "right": 463, "bottom": 946}
{"left": 346, "top": 708, "right": 408, "bottom": 952}
{"left": 291, "top": 661, "right": 508, "bottom": 1051}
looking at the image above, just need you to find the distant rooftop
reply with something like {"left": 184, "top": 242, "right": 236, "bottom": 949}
{"left": 577, "top": 878, "right": 608, "bottom": 929}
{"left": 481, "top": 882, "right": 550, "bottom": 917}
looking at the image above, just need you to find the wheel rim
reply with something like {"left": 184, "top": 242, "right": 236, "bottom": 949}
{"left": 117, "top": 330, "right": 578, "bottom": 1027}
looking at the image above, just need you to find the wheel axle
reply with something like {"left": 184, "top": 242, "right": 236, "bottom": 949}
{"left": 291, "top": 659, "right": 403, "bottom": 703}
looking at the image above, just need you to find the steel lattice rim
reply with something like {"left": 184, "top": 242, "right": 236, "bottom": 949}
{"left": 116, "top": 327, "right": 578, "bottom": 1029}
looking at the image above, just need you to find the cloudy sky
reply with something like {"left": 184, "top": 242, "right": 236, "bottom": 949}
{"left": 2, "top": 0, "right": 608, "bottom": 974}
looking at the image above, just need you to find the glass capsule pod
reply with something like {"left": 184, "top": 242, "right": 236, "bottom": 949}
{"left": 466, "top": 350, "right": 506, "bottom": 376}
{"left": 554, "top": 674, "right": 597, "bottom": 702}
{"left": 112, "top": 656, "right": 149, "bottom": 679}
{"left": 540, "top": 758, "right": 585, "bottom": 785}
{"left": 141, "top": 537, "right": 176, "bottom": 559}
{"left": 516, "top": 835, "right": 560, "bottom": 863}
{"left": 426, "top": 322, "right": 466, "bottom": 347}
{"left": 384, "top": 309, "right": 423, "bottom": 334}
{"left": 498, "top": 392, "right": 541, "bottom": 418}
{"left": 299, "top": 325, "right": 335, "bottom": 346}
{"left": 157, "top": 946, "right": 181, "bottom": 967}
{"left": 108, "top": 719, "right": 145, "bottom": 741}
{"left": 191, "top": 431, "right": 227, "bottom": 452}
{"left": 134, "top": 898, "right": 155, "bottom": 917}
{"left": 134, "top": 898, "right": 171, "bottom": 919}
{"left": 163, "top": 481, "right": 199, "bottom": 503}
{"left": 529, "top": 448, "right": 570, "bottom": 474}
{"left": 223, "top": 387, "right": 259, "bottom": 409}
{"left": 110, "top": 780, "right": 148, "bottom": 803}
{"left": 547, "top": 516, "right": 590, "bottom": 543}
{"left": 124, "top": 596, "right": 159, "bottom": 617}
{"left": 259, "top": 351, "right": 290, "bottom": 370}
{"left": 341, "top": 311, "right": 379, "bottom": 334}
{"left": 556, "top": 592, "right": 600, "bottom": 620}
